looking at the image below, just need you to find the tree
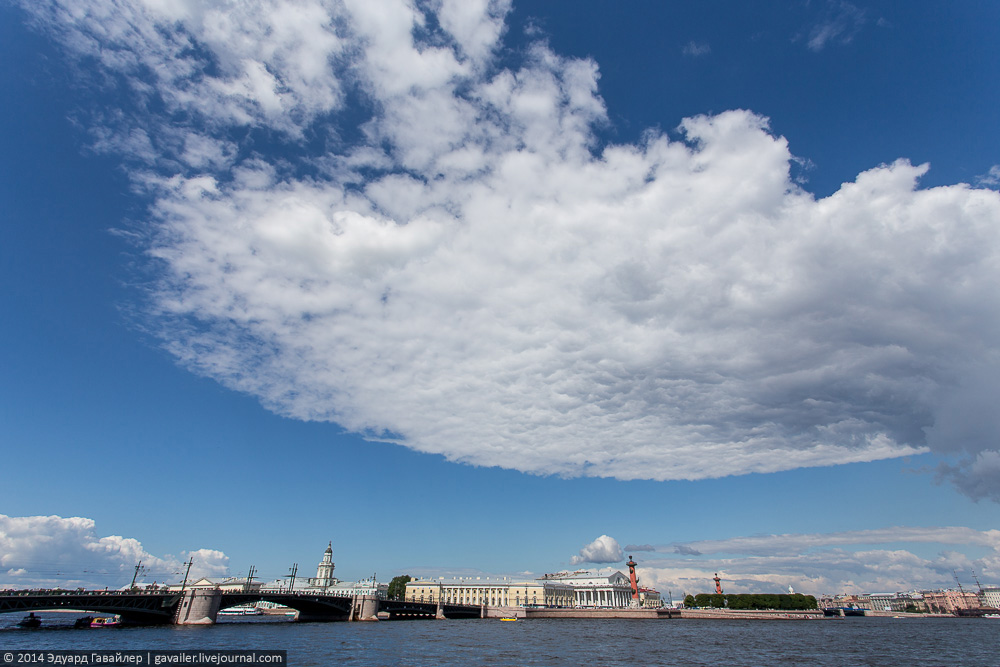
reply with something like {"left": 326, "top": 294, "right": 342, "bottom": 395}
{"left": 683, "top": 594, "right": 696, "bottom": 608}
{"left": 690, "top": 592, "right": 820, "bottom": 610}
{"left": 387, "top": 575, "right": 411, "bottom": 600}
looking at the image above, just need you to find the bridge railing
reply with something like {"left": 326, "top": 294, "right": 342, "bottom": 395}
{"left": 251, "top": 588, "right": 386, "bottom": 599}
{"left": 0, "top": 589, "right": 175, "bottom": 597}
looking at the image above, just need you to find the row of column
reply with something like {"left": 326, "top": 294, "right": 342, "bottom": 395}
{"left": 426, "top": 586, "right": 633, "bottom": 608}
{"left": 575, "top": 588, "right": 630, "bottom": 608}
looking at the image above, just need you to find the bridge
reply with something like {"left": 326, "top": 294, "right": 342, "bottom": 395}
{"left": 219, "top": 592, "right": 481, "bottom": 622}
{"left": 0, "top": 589, "right": 483, "bottom": 625}
{"left": 0, "top": 590, "right": 180, "bottom": 625}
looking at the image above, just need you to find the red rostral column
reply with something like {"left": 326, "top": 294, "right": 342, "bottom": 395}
{"left": 626, "top": 555, "right": 640, "bottom": 602}
{"left": 714, "top": 573, "right": 723, "bottom": 595}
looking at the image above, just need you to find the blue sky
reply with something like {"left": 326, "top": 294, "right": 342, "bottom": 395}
{"left": 2, "top": 0, "right": 999, "bottom": 597}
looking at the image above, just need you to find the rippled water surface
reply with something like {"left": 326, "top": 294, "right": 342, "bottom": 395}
{"left": 1, "top": 613, "right": 996, "bottom": 666}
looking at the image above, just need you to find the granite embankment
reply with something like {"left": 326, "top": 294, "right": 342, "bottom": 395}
{"left": 679, "top": 609, "right": 824, "bottom": 620}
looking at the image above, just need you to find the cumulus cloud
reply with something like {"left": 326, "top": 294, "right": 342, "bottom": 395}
{"left": 14, "top": 0, "right": 1000, "bottom": 499}
{"left": 0, "top": 514, "right": 229, "bottom": 589}
{"left": 637, "top": 526, "right": 1000, "bottom": 596}
{"left": 570, "top": 535, "right": 623, "bottom": 565}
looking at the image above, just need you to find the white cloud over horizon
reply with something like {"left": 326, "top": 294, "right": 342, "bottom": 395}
{"left": 12, "top": 0, "right": 1000, "bottom": 499}
{"left": 570, "top": 535, "right": 623, "bottom": 565}
{"left": 633, "top": 526, "right": 1000, "bottom": 597}
{"left": 0, "top": 514, "right": 229, "bottom": 589}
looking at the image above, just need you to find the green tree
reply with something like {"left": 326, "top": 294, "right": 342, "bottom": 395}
{"left": 683, "top": 594, "right": 696, "bottom": 608}
{"left": 694, "top": 593, "right": 714, "bottom": 607}
{"left": 726, "top": 594, "right": 750, "bottom": 610}
{"left": 387, "top": 575, "right": 411, "bottom": 600}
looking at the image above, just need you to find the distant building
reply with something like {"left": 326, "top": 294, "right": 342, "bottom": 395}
{"left": 167, "top": 577, "right": 261, "bottom": 593}
{"left": 540, "top": 570, "right": 634, "bottom": 608}
{"left": 308, "top": 542, "right": 338, "bottom": 589}
{"left": 866, "top": 593, "right": 897, "bottom": 612}
{"left": 921, "top": 589, "right": 980, "bottom": 613}
{"left": 980, "top": 587, "right": 1000, "bottom": 609}
{"left": 259, "top": 543, "right": 387, "bottom": 599}
{"left": 406, "top": 570, "right": 635, "bottom": 608}
{"left": 638, "top": 587, "right": 663, "bottom": 608}
{"left": 405, "top": 577, "right": 573, "bottom": 607}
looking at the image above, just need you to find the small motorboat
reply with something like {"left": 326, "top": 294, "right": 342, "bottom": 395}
{"left": 91, "top": 615, "right": 122, "bottom": 628}
{"left": 74, "top": 616, "right": 95, "bottom": 628}
{"left": 17, "top": 613, "right": 41, "bottom": 629}
{"left": 499, "top": 616, "right": 518, "bottom": 622}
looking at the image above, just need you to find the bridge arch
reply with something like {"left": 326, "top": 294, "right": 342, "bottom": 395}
{"left": 0, "top": 591, "right": 179, "bottom": 625}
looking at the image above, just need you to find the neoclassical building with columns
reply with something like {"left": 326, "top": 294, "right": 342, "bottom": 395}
{"left": 405, "top": 570, "right": 637, "bottom": 608}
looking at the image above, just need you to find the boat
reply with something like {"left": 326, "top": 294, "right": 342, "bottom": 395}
{"left": 499, "top": 616, "right": 518, "bottom": 622}
{"left": 17, "top": 613, "right": 41, "bottom": 628}
{"left": 74, "top": 616, "right": 95, "bottom": 628}
{"left": 91, "top": 615, "right": 122, "bottom": 628}
{"left": 822, "top": 607, "right": 865, "bottom": 617}
{"left": 218, "top": 605, "right": 264, "bottom": 616}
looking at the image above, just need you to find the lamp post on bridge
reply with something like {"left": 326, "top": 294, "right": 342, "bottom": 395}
{"left": 179, "top": 558, "right": 194, "bottom": 595}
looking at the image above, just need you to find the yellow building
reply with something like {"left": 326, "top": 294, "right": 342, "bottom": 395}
{"left": 405, "top": 577, "right": 575, "bottom": 608}
{"left": 405, "top": 571, "right": 635, "bottom": 608}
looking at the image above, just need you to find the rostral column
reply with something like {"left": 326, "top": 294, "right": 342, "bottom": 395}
{"left": 626, "top": 555, "right": 640, "bottom": 607}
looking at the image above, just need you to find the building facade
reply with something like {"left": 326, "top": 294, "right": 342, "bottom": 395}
{"left": 638, "top": 587, "right": 663, "bottom": 608}
{"left": 406, "top": 570, "right": 635, "bottom": 609}
{"left": 980, "top": 587, "right": 1000, "bottom": 609}
{"left": 539, "top": 571, "right": 634, "bottom": 608}
{"left": 405, "top": 578, "right": 574, "bottom": 608}
{"left": 922, "top": 589, "right": 981, "bottom": 613}
{"left": 309, "top": 542, "right": 337, "bottom": 589}
{"left": 259, "top": 543, "right": 387, "bottom": 598}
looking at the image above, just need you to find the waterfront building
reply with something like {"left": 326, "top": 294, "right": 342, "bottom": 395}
{"left": 406, "top": 570, "right": 635, "bottom": 609}
{"left": 866, "top": 593, "right": 896, "bottom": 612}
{"left": 539, "top": 570, "right": 634, "bottom": 608}
{"left": 920, "top": 589, "right": 981, "bottom": 613}
{"left": 980, "top": 587, "right": 1000, "bottom": 609}
{"left": 638, "top": 587, "right": 663, "bottom": 609}
{"left": 819, "top": 594, "right": 868, "bottom": 610}
{"left": 894, "top": 592, "right": 926, "bottom": 612}
{"left": 405, "top": 577, "right": 574, "bottom": 608}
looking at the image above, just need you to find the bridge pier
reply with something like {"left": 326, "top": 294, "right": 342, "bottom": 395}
{"left": 174, "top": 588, "right": 222, "bottom": 625}
{"left": 349, "top": 595, "right": 380, "bottom": 621}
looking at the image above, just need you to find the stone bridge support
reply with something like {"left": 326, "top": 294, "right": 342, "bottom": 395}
{"left": 174, "top": 588, "right": 222, "bottom": 625}
{"left": 349, "top": 595, "right": 380, "bottom": 621}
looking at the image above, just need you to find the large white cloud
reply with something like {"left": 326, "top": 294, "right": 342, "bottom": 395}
{"left": 0, "top": 514, "right": 229, "bottom": 589}
{"left": 14, "top": 0, "right": 1000, "bottom": 497}
{"left": 570, "top": 535, "right": 623, "bottom": 566}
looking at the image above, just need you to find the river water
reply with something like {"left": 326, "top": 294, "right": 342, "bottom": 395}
{"left": 1, "top": 612, "right": 996, "bottom": 666}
